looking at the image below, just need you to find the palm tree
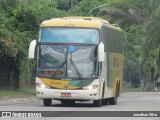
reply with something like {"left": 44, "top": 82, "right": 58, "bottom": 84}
{"left": 96, "top": 0, "right": 160, "bottom": 87}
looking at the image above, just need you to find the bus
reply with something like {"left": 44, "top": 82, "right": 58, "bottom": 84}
{"left": 28, "top": 17, "right": 124, "bottom": 107}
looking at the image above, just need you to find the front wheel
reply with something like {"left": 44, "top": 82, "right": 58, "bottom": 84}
{"left": 108, "top": 96, "right": 117, "bottom": 105}
{"left": 102, "top": 99, "right": 109, "bottom": 105}
{"left": 93, "top": 99, "right": 102, "bottom": 107}
{"left": 108, "top": 84, "right": 119, "bottom": 105}
{"left": 93, "top": 84, "right": 105, "bottom": 107}
{"left": 43, "top": 99, "right": 52, "bottom": 106}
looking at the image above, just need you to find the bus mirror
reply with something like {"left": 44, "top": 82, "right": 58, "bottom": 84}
{"left": 28, "top": 40, "right": 37, "bottom": 59}
{"left": 98, "top": 42, "right": 105, "bottom": 62}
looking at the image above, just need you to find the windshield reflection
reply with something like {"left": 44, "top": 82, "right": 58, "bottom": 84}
{"left": 67, "top": 46, "right": 96, "bottom": 78}
{"left": 37, "top": 44, "right": 98, "bottom": 79}
{"left": 40, "top": 28, "right": 99, "bottom": 44}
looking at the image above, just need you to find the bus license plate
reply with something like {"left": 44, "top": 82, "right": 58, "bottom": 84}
{"left": 61, "top": 93, "right": 71, "bottom": 97}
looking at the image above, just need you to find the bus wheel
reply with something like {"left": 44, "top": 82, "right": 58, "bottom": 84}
{"left": 102, "top": 99, "right": 109, "bottom": 105}
{"left": 93, "top": 85, "right": 104, "bottom": 107}
{"left": 93, "top": 99, "right": 102, "bottom": 107}
{"left": 108, "top": 85, "right": 118, "bottom": 105}
{"left": 43, "top": 99, "right": 52, "bottom": 106}
{"left": 108, "top": 96, "right": 117, "bottom": 105}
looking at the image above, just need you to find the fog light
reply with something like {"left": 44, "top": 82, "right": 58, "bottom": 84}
{"left": 93, "top": 93, "right": 97, "bottom": 96}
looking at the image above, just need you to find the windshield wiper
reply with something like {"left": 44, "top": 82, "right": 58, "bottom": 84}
{"left": 51, "top": 59, "right": 67, "bottom": 77}
{"left": 57, "top": 60, "right": 67, "bottom": 70}
{"left": 69, "top": 59, "right": 83, "bottom": 80}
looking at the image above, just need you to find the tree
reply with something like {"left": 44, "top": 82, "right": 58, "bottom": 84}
{"left": 145, "top": 6, "right": 160, "bottom": 85}
{"left": 73, "top": 0, "right": 105, "bottom": 16}
{"left": 0, "top": 0, "right": 60, "bottom": 89}
{"left": 96, "top": 0, "right": 160, "bottom": 87}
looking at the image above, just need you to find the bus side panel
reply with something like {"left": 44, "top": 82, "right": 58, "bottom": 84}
{"left": 102, "top": 25, "right": 124, "bottom": 98}
{"left": 111, "top": 53, "right": 124, "bottom": 96}
{"left": 100, "top": 52, "right": 113, "bottom": 99}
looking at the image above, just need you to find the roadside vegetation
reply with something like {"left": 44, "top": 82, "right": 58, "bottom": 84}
{"left": 0, "top": 87, "right": 35, "bottom": 97}
{"left": 0, "top": 0, "right": 160, "bottom": 93}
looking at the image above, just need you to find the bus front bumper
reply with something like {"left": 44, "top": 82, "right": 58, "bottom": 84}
{"left": 36, "top": 87, "right": 100, "bottom": 100}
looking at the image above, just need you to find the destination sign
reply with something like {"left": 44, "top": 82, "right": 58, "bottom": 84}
{"left": 41, "top": 71, "right": 63, "bottom": 75}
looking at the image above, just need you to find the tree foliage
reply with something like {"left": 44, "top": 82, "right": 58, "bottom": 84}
{"left": 73, "top": 0, "right": 105, "bottom": 16}
{"left": 97, "top": 0, "right": 160, "bottom": 87}
{"left": 0, "top": 0, "right": 62, "bottom": 89}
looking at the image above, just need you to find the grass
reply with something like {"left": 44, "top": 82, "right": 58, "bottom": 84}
{"left": 0, "top": 87, "right": 35, "bottom": 97}
{"left": 122, "top": 87, "right": 160, "bottom": 92}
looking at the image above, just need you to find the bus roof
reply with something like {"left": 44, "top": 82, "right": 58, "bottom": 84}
{"left": 40, "top": 16, "right": 122, "bottom": 31}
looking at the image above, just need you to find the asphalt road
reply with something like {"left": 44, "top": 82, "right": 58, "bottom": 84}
{"left": 0, "top": 92, "right": 160, "bottom": 120}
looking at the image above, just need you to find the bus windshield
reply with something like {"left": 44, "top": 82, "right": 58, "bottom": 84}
{"left": 39, "top": 28, "right": 99, "bottom": 44}
{"left": 37, "top": 44, "right": 98, "bottom": 79}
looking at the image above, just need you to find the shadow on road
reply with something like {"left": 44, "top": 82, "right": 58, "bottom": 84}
{"left": 48, "top": 101, "right": 109, "bottom": 107}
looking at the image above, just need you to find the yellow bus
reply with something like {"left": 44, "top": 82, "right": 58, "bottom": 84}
{"left": 28, "top": 17, "right": 124, "bottom": 107}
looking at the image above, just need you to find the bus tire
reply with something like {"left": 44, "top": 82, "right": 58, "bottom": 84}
{"left": 108, "top": 96, "right": 117, "bottom": 105}
{"left": 102, "top": 99, "right": 109, "bottom": 105}
{"left": 108, "top": 84, "right": 118, "bottom": 105}
{"left": 43, "top": 99, "right": 52, "bottom": 106}
{"left": 93, "top": 99, "right": 102, "bottom": 107}
{"left": 93, "top": 84, "right": 105, "bottom": 107}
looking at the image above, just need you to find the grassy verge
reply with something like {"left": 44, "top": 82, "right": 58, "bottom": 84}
{"left": 123, "top": 87, "right": 160, "bottom": 92}
{"left": 0, "top": 87, "right": 35, "bottom": 97}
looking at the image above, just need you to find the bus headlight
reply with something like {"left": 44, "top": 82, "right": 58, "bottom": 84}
{"left": 83, "top": 85, "right": 98, "bottom": 90}
{"left": 40, "top": 84, "right": 45, "bottom": 88}
{"left": 36, "top": 83, "right": 50, "bottom": 89}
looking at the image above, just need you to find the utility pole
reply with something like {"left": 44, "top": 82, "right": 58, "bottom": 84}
{"left": 70, "top": 0, "right": 74, "bottom": 15}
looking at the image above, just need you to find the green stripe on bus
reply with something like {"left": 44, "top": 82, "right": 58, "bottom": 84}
{"left": 107, "top": 53, "right": 113, "bottom": 88}
{"left": 68, "top": 80, "right": 94, "bottom": 87}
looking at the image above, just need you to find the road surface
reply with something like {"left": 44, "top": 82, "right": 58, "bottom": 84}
{"left": 0, "top": 92, "right": 160, "bottom": 120}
